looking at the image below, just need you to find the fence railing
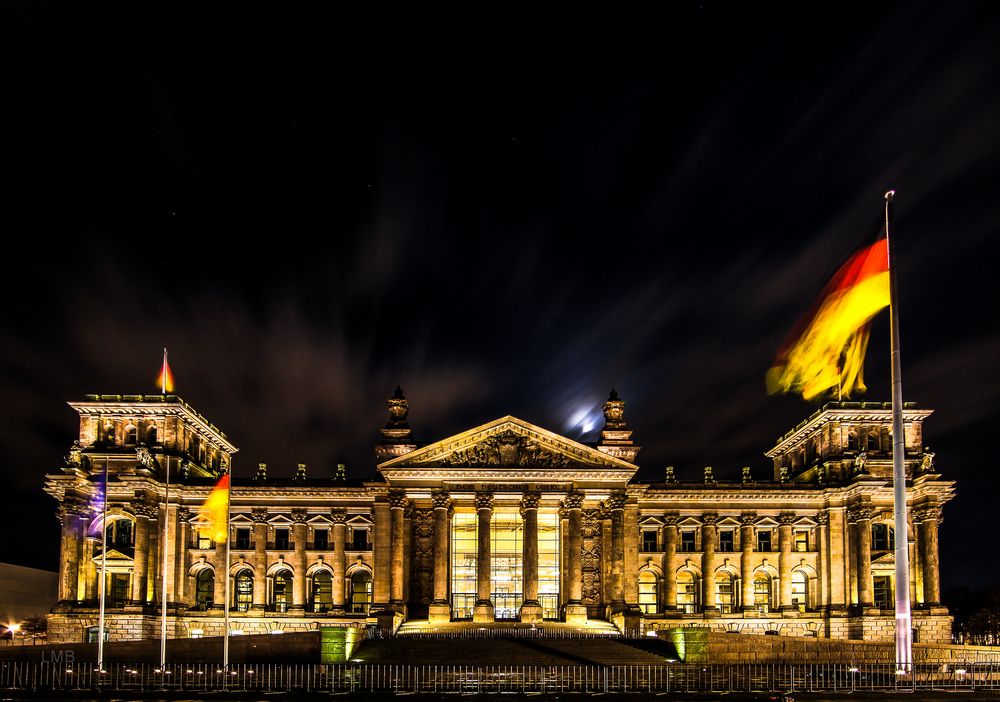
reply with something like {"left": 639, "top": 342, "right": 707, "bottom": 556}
{"left": 2, "top": 661, "right": 999, "bottom": 693}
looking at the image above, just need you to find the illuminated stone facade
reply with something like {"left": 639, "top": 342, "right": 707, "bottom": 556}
{"left": 44, "top": 391, "right": 954, "bottom": 644}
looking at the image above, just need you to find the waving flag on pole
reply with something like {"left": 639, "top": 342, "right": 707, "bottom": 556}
{"left": 766, "top": 237, "right": 890, "bottom": 400}
{"left": 156, "top": 348, "right": 175, "bottom": 393}
{"left": 202, "top": 473, "right": 230, "bottom": 543}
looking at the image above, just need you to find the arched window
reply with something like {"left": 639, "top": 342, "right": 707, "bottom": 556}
{"left": 791, "top": 571, "right": 809, "bottom": 612}
{"left": 124, "top": 425, "right": 138, "bottom": 445}
{"left": 145, "top": 425, "right": 158, "bottom": 445}
{"left": 872, "top": 523, "right": 895, "bottom": 551}
{"left": 866, "top": 432, "right": 880, "bottom": 452}
{"left": 676, "top": 571, "right": 699, "bottom": 614}
{"left": 753, "top": 573, "right": 772, "bottom": 613}
{"left": 272, "top": 570, "right": 292, "bottom": 612}
{"left": 195, "top": 570, "right": 214, "bottom": 610}
{"left": 716, "top": 572, "right": 736, "bottom": 614}
{"left": 312, "top": 571, "right": 333, "bottom": 613}
{"left": 105, "top": 519, "right": 134, "bottom": 551}
{"left": 234, "top": 570, "right": 253, "bottom": 612}
{"left": 349, "top": 570, "right": 372, "bottom": 614}
{"left": 847, "top": 432, "right": 858, "bottom": 451}
{"left": 638, "top": 570, "right": 658, "bottom": 614}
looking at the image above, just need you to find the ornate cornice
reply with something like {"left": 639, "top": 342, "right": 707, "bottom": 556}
{"left": 847, "top": 505, "right": 877, "bottom": 523}
{"left": 388, "top": 490, "right": 408, "bottom": 510}
{"left": 520, "top": 491, "right": 541, "bottom": 511}
{"left": 475, "top": 491, "right": 494, "bottom": 510}
{"left": 563, "top": 489, "right": 586, "bottom": 510}
{"left": 431, "top": 491, "right": 452, "bottom": 510}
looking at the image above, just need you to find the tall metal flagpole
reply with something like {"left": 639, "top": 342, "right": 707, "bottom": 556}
{"left": 223, "top": 467, "right": 232, "bottom": 668}
{"left": 97, "top": 458, "right": 108, "bottom": 673}
{"left": 885, "top": 189, "right": 913, "bottom": 671}
{"left": 159, "top": 347, "right": 171, "bottom": 669}
{"left": 159, "top": 458, "right": 170, "bottom": 668}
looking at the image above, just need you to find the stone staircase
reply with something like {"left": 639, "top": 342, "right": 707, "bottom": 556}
{"left": 353, "top": 620, "right": 679, "bottom": 666}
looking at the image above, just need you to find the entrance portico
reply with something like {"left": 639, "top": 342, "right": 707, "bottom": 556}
{"left": 375, "top": 413, "right": 640, "bottom": 624}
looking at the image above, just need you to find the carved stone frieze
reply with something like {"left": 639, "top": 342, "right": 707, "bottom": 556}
{"left": 432, "top": 430, "right": 575, "bottom": 467}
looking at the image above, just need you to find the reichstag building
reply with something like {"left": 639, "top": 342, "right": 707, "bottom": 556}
{"left": 44, "top": 389, "right": 953, "bottom": 643}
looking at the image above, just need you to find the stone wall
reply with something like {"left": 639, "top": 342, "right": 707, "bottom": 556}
{"left": 644, "top": 610, "right": 953, "bottom": 644}
{"left": 660, "top": 628, "right": 1000, "bottom": 665}
{"left": 47, "top": 611, "right": 368, "bottom": 645}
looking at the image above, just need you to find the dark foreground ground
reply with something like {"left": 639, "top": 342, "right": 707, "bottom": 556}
{"left": 4, "top": 693, "right": 1000, "bottom": 701}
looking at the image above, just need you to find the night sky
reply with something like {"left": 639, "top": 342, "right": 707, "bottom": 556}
{"left": 3, "top": 4, "right": 999, "bottom": 591}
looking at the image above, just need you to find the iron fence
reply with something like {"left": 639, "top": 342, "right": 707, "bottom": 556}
{"left": 2, "top": 661, "right": 1000, "bottom": 693}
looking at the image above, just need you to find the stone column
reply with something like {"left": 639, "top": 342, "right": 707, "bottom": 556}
{"left": 176, "top": 509, "right": 191, "bottom": 604}
{"left": 372, "top": 501, "right": 391, "bottom": 610}
{"left": 917, "top": 506, "right": 942, "bottom": 605}
{"left": 816, "top": 512, "right": 830, "bottom": 610}
{"left": 519, "top": 492, "right": 542, "bottom": 623}
{"left": 57, "top": 503, "right": 85, "bottom": 602}
{"left": 701, "top": 514, "right": 718, "bottom": 613}
{"left": 563, "top": 490, "right": 587, "bottom": 623}
{"left": 827, "top": 507, "right": 848, "bottom": 612}
{"left": 331, "top": 510, "right": 347, "bottom": 611}
{"left": 663, "top": 514, "right": 679, "bottom": 611}
{"left": 83, "top": 536, "right": 97, "bottom": 601}
{"left": 740, "top": 514, "right": 756, "bottom": 612}
{"left": 252, "top": 509, "right": 268, "bottom": 610}
{"left": 851, "top": 507, "right": 875, "bottom": 608}
{"left": 213, "top": 531, "right": 227, "bottom": 608}
{"left": 428, "top": 492, "right": 452, "bottom": 623}
{"left": 473, "top": 491, "right": 495, "bottom": 622}
{"left": 291, "top": 511, "right": 308, "bottom": 611}
{"left": 132, "top": 502, "right": 152, "bottom": 605}
{"left": 778, "top": 514, "right": 795, "bottom": 611}
{"left": 388, "top": 490, "right": 408, "bottom": 613}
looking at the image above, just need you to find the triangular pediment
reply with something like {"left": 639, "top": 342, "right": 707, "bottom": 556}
{"left": 378, "top": 415, "right": 637, "bottom": 472}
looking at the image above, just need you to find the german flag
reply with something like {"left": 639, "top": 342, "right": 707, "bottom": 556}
{"left": 767, "top": 238, "right": 890, "bottom": 400}
{"left": 202, "top": 474, "right": 230, "bottom": 543}
{"left": 156, "top": 348, "right": 175, "bottom": 393}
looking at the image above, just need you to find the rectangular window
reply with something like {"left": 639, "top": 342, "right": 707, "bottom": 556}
{"left": 351, "top": 528, "right": 370, "bottom": 550}
{"left": 197, "top": 533, "right": 212, "bottom": 550}
{"left": 110, "top": 573, "right": 130, "bottom": 606}
{"left": 794, "top": 530, "right": 809, "bottom": 552}
{"left": 451, "top": 512, "right": 478, "bottom": 619}
{"left": 275, "top": 528, "right": 290, "bottom": 550}
{"left": 873, "top": 576, "right": 893, "bottom": 610}
{"left": 537, "top": 513, "right": 560, "bottom": 620}
{"left": 718, "top": 530, "right": 734, "bottom": 552}
{"left": 756, "top": 530, "right": 772, "bottom": 552}
{"left": 313, "top": 529, "right": 329, "bottom": 550}
{"left": 235, "top": 528, "right": 251, "bottom": 550}
{"left": 680, "top": 530, "right": 696, "bottom": 552}
{"left": 642, "top": 530, "right": 659, "bottom": 552}
{"left": 717, "top": 578, "right": 735, "bottom": 614}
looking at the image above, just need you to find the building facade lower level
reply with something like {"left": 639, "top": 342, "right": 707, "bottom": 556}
{"left": 44, "top": 390, "right": 954, "bottom": 644}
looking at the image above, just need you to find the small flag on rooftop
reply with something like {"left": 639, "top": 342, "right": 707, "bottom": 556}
{"left": 156, "top": 348, "right": 174, "bottom": 393}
